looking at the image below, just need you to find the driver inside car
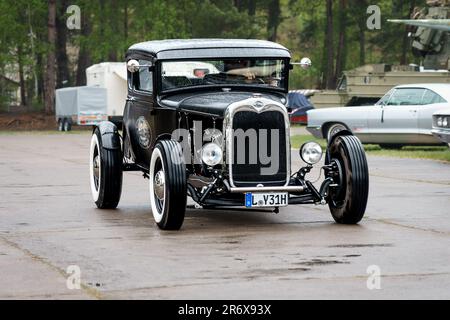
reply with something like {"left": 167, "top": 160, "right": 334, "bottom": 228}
{"left": 224, "top": 60, "right": 258, "bottom": 81}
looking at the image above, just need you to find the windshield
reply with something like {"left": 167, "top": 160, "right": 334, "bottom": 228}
{"left": 160, "top": 59, "right": 287, "bottom": 92}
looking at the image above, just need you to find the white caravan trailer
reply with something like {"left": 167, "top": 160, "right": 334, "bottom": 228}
{"left": 54, "top": 62, "right": 127, "bottom": 131}
{"left": 86, "top": 62, "right": 127, "bottom": 123}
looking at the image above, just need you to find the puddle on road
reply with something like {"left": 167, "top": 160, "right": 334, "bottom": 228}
{"left": 295, "top": 258, "right": 349, "bottom": 266}
{"left": 329, "top": 243, "right": 393, "bottom": 248}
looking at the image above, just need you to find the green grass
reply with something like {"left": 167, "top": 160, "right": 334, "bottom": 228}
{"left": 291, "top": 134, "right": 450, "bottom": 163}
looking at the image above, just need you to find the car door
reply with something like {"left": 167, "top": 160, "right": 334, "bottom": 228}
{"left": 369, "top": 87, "right": 424, "bottom": 144}
{"left": 366, "top": 89, "right": 392, "bottom": 143}
{"left": 417, "top": 89, "right": 449, "bottom": 144}
{"left": 124, "top": 58, "right": 155, "bottom": 168}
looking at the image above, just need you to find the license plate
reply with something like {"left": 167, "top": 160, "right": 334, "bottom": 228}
{"left": 245, "top": 192, "right": 288, "bottom": 208}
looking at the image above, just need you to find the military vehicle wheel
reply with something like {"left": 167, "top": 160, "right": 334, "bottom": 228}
{"left": 379, "top": 144, "right": 403, "bottom": 149}
{"left": 89, "top": 128, "right": 123, "bottom": 209}
{"left": 63, "top": 119, "right": 72, "bottom": 132}
{"left": 328, "top": 135, "right": 369, "bottom": 224}
{"left": 326, "top": 123, "right": 347, "bottom": 142}
{"left": 149, "top": 140, "right": 187, "bottom": 230}
{"left": 57, "top": 119, "right": 64, "bottom": 131}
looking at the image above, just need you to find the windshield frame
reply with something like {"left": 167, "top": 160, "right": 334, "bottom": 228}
{"left": 156, "top": 57, "right": 290, "bottom": 95}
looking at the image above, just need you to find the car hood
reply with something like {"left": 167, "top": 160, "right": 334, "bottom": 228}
{"left": 160, "top": 91, "right": 285, "bottom": 117}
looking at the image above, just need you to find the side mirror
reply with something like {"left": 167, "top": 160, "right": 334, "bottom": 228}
{"left": 290, "top": 57, "right": 312, "bottom": 70}
{"left": 127, "top": 59, "right": 153, "bottom": 73}
{"left": 299, "top": 57, "right": 312, "bottom": 70}
{"left": 127, "top": 59, "right": 140, "bottom": 73}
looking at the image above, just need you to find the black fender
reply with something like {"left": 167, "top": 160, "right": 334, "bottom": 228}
{"left": 325, "top": 129, "right": 353, "bottom": 165}
{"left": 96, "top": 121, "right": 121, "bottom": 150}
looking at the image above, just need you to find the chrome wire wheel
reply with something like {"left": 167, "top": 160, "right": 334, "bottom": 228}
{"left": 148, "top": 140, "right": 187, "bottom": 230}
{"left": 89, "top": 127, "right": 122, "bottom": 209}
{"left": 93, "top": 155, "right": 100, "bottom": 190}
{"left": 89, "top": 133, "right": 101, "bottom": 202}
{"left": 328, "top": 157, "right": 345, "bottom": 208}
{"left": 149, "top": 147, "right": 166, "bottom": 223}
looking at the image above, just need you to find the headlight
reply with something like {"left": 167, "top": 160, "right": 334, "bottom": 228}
{"left": 443, "top": 117, "right": 448, "bottom": 127}
{"left": 437, "top": 117, "right": 443, "bottom": 127}
{"left": 201, "top": 143, "right": 222, "bottom": 166}
{"left": 300, "top": 142, "right": 323, "bottom": 165}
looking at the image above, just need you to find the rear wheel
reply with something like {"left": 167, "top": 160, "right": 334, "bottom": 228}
{"left": 63, "top": 119, "right": 72, "bottom": 132}
{"left": 326, "top": 123, "right": 347, "bottom": 142}
{"left": 327, "top": 135, "right": 369, "bottom": 224}
{"left": 89, "top": 128, "right": 123, "bottom": 209}
{"left": 57, "top": 119, "right": 64, "bottom": 131}
{"left": 149, "top": 140, "right": 187, "bottom": 230}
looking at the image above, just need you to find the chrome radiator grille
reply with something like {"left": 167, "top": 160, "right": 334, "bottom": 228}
{"left": 230, "top": 110, "right": 288, "bottom": 187}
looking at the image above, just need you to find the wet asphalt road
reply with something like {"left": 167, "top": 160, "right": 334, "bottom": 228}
{"left": 0, "top": 131, "right": 449, "bottom": 299}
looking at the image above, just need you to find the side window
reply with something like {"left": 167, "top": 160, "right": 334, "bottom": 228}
{"left": 134, "top": 59, "right": 153, "bottom": 93}
{"left": 421, "top": 89, "right": 447, "bottom": 105}
{"left": 387, "top": 88, "right": 425, "bottom": 106}
{"left": 376, "top": 89, "right": 393, "bottom": 106}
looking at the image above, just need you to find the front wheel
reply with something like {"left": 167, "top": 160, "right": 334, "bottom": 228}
{"left": 89, "top": 128, "right": 123, "bottom": 209}
{"left": 327, "top": 135, "right": 369, "bottom": 224}
{"left": 326, "top": 123, "right": 347, "bottom": 142}
{"left": 149, "top": 140, "right": 187, "bottom": 230}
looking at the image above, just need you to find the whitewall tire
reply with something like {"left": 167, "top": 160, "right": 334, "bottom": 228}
{"left": 89, "top": 128, "right": 123, "bottom": 209}
{"left": 149, "top": 140, "right": 187, "bottom": 230}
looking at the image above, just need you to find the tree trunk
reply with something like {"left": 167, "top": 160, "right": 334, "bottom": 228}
{"left": 400, "top": 0, "right": 416, "bottom": 65}
{"left": 36, "top": 51, "right": 44, "bottom": 103}
{"left": 267, "top": 0, "right": 281, "bottom": 42}
{"left": 44, "top": 0, "right": 56, "bottom": 115}
{"left": 56, "top": 0, "right": 70, "bottom": 88}
{"left": 357, "top": 18, "right": 366, "bottom": 66}
{"left": 335, "top": 0, "right": 347, "bottom": 83}
{"left": 17, "top": 44, "right": 27, "bottom": 107}
{"left": 76, "top": 7, "right": 92, "bottom": 86}
{"left": 124, "top": 2, "right": 128, "bottom": 41}
{"left": 108, "top": 0, "right": 119, "bottom": 61}
{"left": 325, "top": 0, "right": 335, "bottom": 89}
{"left": 248, "top": 0, "right": 256, "bottom": 16}
{"left": 234, "top": 0, "right": 245, "bottom": 12}
{"left": 99, "top": 0, "right": 107, "bottom": 61}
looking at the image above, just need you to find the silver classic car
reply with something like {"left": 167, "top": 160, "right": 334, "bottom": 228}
{"left": 307, "top": 83, "right": 450, "bottom": 147}
{"left": 432, "top": 109, "right": 450, "bottom": 147}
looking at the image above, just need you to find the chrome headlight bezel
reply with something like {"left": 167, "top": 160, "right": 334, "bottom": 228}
{"left": 300, "top": 142, "right": 323, "bottom": 165}
{"left": 201, "top": 142, "right": 223, "bottom": 166}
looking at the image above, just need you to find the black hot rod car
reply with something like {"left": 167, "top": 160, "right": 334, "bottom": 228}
{"left": 89, "top": 39, "right": 369, "bottom": 230}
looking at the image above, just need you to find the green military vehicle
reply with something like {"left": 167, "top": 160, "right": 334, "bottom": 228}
{"left": 310, "top": 0, "right": 450, "bottom": 109}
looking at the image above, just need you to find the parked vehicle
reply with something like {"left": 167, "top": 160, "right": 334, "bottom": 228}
{"left": 431, "top": 109, "right": 450, "bottom": 147}
{"left": 55, "top": 86, "right": 108, "bottom": 132}
{"left": 287, "top": 91, "right": 314, "bottom": 124}
{"left": 89, "top": 39, "right": 369, "bottom": 230}
{"left": 310, "top": 1, "right": 450, "bottom": 109}
{"left": 307, "top": 83, "right": 450, "bottom": 148}
{"left": 86, "top": 62, "right": 127, "bottom": 125}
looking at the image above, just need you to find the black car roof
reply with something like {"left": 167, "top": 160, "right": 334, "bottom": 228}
{"left": 127, "top": 39, "right": 291, "bottom": 60}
